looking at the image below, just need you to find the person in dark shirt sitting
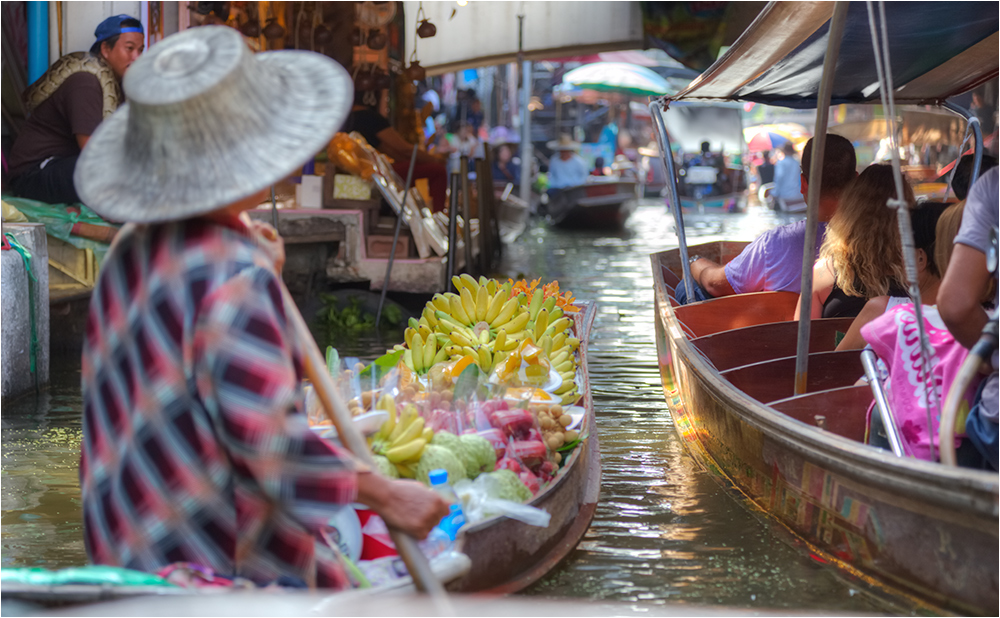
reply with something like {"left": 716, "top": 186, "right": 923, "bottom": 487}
{"left": 492, "top": 143, "right": 520, "bottom": 185}
{"left": 343, "top": 92, "right": 448, "bottom": 212}
{"left": 8, "top": 15, "right": 144, "bottom": 205}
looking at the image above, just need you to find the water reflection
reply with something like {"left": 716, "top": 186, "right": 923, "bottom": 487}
{"left": 1, "top": 367, "right": 86, "bottom": 568}
{"left": 505, "top": 203, "right": 905, "bottom": 613}
{"left": 1, "top": 202, "right": 910, "bottom": 612}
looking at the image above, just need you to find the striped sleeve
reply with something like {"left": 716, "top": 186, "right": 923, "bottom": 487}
{"left": 193, "top": 266, "right": 358, "bottom": 532}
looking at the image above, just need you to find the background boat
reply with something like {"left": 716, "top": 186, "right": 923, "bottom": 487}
{"left": 545, "top": 180, "right": 638, "bottom": 229}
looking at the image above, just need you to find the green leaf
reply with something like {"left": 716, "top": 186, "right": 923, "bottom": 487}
{"left": 359, "top": 349, "right": 405, "bottom": 380}
{"left": 557, "top": 438, "right": 581, "bottom": 452}
{"left": 453, "top": 363, "right": 481, "bottom": 403}
{"left": 325, "top": 346, "right": 340, "bottom": 378}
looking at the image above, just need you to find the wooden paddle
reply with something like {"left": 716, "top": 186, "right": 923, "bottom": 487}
{"left": 243, "top": 214, "right": 450, "bottom": 604}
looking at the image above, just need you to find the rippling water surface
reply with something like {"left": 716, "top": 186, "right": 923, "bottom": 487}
{"left": 2, "top": 202, "right": 916, "bottom": 613}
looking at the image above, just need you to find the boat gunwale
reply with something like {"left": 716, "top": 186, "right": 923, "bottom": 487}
{"left": 650, "top": 247, "right": 1000, "bottom": 516}
{"left": 447, "top": 298, "right": 601, "bottom": 593}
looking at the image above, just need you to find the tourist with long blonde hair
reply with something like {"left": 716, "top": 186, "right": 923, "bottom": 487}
{"left": 795, "top": 164, "right": 913, "bottom": 319}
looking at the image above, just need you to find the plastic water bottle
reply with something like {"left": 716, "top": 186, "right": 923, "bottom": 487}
{"left": 428, "top": 469, "right": 466, "bottom": 541}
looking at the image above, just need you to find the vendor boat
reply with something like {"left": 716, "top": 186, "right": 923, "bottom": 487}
{"left": 0, "top": 300, "right": 600, "bottom": 606}
{"left": 544, "top": 179, "right": 638, "bottom": 229}
{"left": 648, "top": 2, "right": 999, "bottom": 615}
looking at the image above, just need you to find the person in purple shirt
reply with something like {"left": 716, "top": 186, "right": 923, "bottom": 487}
{"left": 677, "top": 135, "right": 857, "bottom": 304}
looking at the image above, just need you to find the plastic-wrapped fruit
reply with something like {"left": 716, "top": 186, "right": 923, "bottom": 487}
{"left": 416, "top": 444, "right": 466, "bottom": 485}
{"left": 458, "top": 433, "right": 497, "bottom": 478}
{"left": 478, "top": 428, "right": 506, "bottom": 460}
{"left": 509, "top": 439, "right": 547, "bottom": 470}
{"left": 373, "top": 455, "right": 400, "bottom": 479}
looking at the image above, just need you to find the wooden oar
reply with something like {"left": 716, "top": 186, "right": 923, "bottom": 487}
{"left": 283, "top": 286, "right": 451, "bottom": 601}
{"left": 243, "top": 214, "right": 450, "bottom": 604}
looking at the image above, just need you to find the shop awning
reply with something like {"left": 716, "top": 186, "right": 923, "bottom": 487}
{"left": 403, "top": 1, "right": 644, "bottom": 75}
{"left": 671, "top": 1, "right": 999, "bottom": 108}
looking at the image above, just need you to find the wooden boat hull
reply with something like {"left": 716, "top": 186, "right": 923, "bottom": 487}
{"left": 1, "top": 303, "right": 600, "bottom": 604}
{"left": 546, "top": 181, "right": 638, "bottom": 229}
{"left": 650, "top": 242, "right": 998, "bottom": 615}
{"left": 448, "top": 300, "right": 601, "bottom": 593}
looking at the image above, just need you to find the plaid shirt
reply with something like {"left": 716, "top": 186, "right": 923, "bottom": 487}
{"left": 80, "top": 217, "right": 358, "bottom": 588}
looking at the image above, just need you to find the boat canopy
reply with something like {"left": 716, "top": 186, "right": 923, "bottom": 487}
{"left": 670, "top": 1, "right": 999, "bottom": 108}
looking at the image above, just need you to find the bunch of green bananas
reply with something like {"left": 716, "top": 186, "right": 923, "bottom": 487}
{"left": 369, "top": 396, "right": 435, "bottom": 478}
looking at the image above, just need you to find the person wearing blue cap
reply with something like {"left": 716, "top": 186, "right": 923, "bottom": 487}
{"left": 8, "top": 15, "right": 144, "bottom": 206}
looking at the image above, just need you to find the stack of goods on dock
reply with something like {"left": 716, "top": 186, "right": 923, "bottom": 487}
{"left": 326, "top": 132, "right": 451, "bottom": 259}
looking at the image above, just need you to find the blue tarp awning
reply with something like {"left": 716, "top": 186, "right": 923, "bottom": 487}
{"left": 668, "top": 1, "right": 999, "bottom": 109}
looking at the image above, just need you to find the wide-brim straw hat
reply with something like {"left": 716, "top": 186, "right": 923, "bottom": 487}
{"left": 546, "top": 135, "right": 581, "bottom": 151}
{"left": 637, "top": 145, "right": 659, "bottom": 158}
{"left": 75, "top": 26, "right": 353, "bottom": 223}
{"left": 611, "top": 154, "right": 634, "bottom": 170}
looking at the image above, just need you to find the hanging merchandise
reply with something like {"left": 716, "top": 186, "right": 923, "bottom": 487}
{"left": 239, "top": 2, "right": 261, "bottom": 38}
{"left": 415, "top": 2, "right": 436, "bottom": 39}
{"left": 356, "top": 1, "right": 396, "bottom": 51}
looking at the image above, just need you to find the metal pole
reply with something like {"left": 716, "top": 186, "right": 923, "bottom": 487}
{"left": 649, "top": 99, "right": 694, "bottom": 300}
{"left": 519, "top": 59, "right": 534, "bottom": 204}
{"left": 446, "top": 173, "right": 460, "bottom": 291}
{"left": 793, "top": 1, "right": 849, "bottom": 396}
{"left": 27, "top": 2, "right": 48, "bottom": 85}
{"left": 375, "top": 145, "right": 419, "bottom": 329}
{"left": 270, "top": 186, "right": 278, "bottom": 229}
{"left": 460, "top": 155, "right": 474, "bottom": 275}
{"left": 861, "top": 350, "right": 907, "bottom": 457}
{"left": 943, "top": 102, "right": 984, "bottom": 189}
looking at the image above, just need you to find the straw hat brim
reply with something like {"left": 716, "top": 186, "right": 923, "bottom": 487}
{"left": 76, "top": 49, "right": 352, "bottom": 223}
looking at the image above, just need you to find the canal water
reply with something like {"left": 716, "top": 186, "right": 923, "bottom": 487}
{"left": 1, "top": 201, "right": 915, "bottom": 613}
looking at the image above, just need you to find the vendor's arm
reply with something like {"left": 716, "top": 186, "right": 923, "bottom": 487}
{"left": 794, "top": 257, "right": 835, "bottom": 320}
{"left": 356, "top": 473, "right": 449, "bottom": 540}
{"left": 195, "top": 266, "right": 447, "bottom": 539}
{"left": 195, "top": 267, "right": 361, "bottom": 533}
{"left": 938, "top": 243, "right": 990, "bottom": 348}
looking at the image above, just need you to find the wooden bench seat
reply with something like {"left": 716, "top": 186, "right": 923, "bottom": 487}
{"left": 720, "top": 350, "right": 864, "bottom": 404}
{"left": 673, "top": 291, "right": 800, "bottom": 338}
{"left": 691, "top": 318, "right": 854, "bottom": 371}
{"left": 769, "top": 385, "right": 872, "bottom": 442}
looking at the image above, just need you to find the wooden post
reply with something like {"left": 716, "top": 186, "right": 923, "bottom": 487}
{"left": 460, "top": 155, "right": 474, "bottom": 275}
{"left": 794, "top": 1, "right": 849, "bottom": 396}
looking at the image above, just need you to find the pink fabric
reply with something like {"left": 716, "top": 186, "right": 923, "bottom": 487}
{"left": 862, "top": 303, "right": 983, "bottom": 460}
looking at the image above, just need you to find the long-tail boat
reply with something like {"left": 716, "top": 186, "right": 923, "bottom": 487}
{"left": 648, "top": 2, "right": 998, "bottom": 614}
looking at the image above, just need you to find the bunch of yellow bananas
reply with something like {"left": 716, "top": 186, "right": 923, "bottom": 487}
{"left": 394, "top": 276, "right": 581, "bottom": 402}
{"left": 400, "top": 318, "right": 450, "bottom": 374}
{"left": 370, "top": 397, "right": 434, "bottom": 478}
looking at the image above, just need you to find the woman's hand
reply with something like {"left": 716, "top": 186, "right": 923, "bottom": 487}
{"left": 356, "top": 472, "right": 450, "bottom": 540}
{"left": 248, "top": 220, "right": 286, "bottom": 273}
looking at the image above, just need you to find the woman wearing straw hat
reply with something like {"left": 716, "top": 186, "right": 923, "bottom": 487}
{"left": 546, "top": 135, "right": 588, "bottom": 195}
{"left": 74, "top": 27, "right": 448, "bottom": 588}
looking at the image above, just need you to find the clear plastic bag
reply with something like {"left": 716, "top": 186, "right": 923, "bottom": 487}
{"left": 453, "top": 476, "right": 551, "bottom": 527}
